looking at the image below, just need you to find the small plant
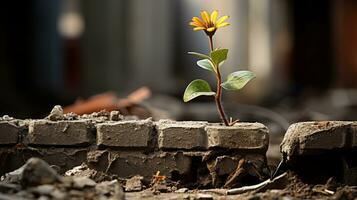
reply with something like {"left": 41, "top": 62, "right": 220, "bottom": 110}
{"left": 183, "top": 10, "right": 255, "bottom": 126}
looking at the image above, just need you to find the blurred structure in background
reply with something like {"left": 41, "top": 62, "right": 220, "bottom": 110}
{"left": 1, "top": 0, "right": 357, "bottom": 130}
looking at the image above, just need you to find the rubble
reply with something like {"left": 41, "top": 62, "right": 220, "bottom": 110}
{"left": 125, "top": 176, "right": 144, "bottom": 192}
{"left": 0, "top": 158, "right": 125, "bottom": 200}
{"left": 46, "top": 105, "right": 64, "bottom": 121}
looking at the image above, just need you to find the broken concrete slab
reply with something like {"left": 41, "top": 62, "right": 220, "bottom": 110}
{"left": 157, "top": 120, "right": 208, "bottom": 150}
{"left": 281, "top": 121, "right": 356, "bottom": 158}
{"left": 27, "top": 120, "right": 93, "bottom": 146}
{"left": 0, "top": 121, "right": 20, "bottom": 145}
{"left": 96, "top": 119, "right": 153, "bottom": 148}
{"left": 206, "top": 123, "right": 269, "bottom": 151}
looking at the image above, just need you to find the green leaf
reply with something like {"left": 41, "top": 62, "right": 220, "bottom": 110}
{"left": 188, "top": 52, "right": 211, "bottom": 60}
{"left": 210, "top": 49, "right": 228, "bottom": 66}
{"left": 183, "top": 79, "right": 216, "bottom": 102}
{"left": 221, "top": 70, "right": 255, "bottom": 90}
{"left": 197, "top": 59, "right": 216, "bottom": 72}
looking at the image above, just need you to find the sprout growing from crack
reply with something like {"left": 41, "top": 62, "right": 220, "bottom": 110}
{"left": 183, "top": 10, "right": 255, "bottom": 126}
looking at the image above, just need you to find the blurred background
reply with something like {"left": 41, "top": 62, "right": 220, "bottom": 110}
{"left": 1, "top": 0, "right": 357, "bottom": 143}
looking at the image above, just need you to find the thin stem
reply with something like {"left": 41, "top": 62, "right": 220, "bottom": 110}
{"left": 209, "top": 35, "right": 214, "bottom": 51}
{"left": 208, "top": 35, "right": 229, "bottom": 126}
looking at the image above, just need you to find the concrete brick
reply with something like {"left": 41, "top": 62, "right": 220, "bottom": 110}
{"left": 157, "top": 121, "right": 208, "bottom": 150}
{"left": 96, "top": 120, "right": 153, "bottom": 148}
{"left": 206, "top": 123, "right": 269, "bottom": 151}
{"left": 104, "top": 151, "right": 192, "bottom": 180}
{"left": 27, "top": 120, "right": 93, "bottom": 146}
{"left": 281, "top": 121, "right": 353, "bottom": 158}
{"left": 0, "top": 121, "right": 19, "bottom": 145}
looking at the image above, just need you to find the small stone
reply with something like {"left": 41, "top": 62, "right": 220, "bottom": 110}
{"left": 0, "top": 183, "right": 21, "bottom": 193}
{"left": 50, "top": 190, "right": 67, "bottom": 199}
{"left": 111, "top": 183, "right": 125, "bottom": 200}
{"left": 175, "top": 188, "right": 188, "bottom": 193}
{"left": 2, "top": 115, "right": 14, "bottom": 121}
{"left": 125, "top": 175, "right": 143, "bottom": 192}
{"left": 21, "top": 158, "right": 61, "bottom": 187}
{"left": 109, "top": 111, "right": 123, "bottom": 121}
{"left": 31, "top": 185, "right": 55, "bottom": 195}
{"left": 195, "top": 194, "right": 213, "bottom": 200}
{"left": 46, "top": 105, "right": 64, "bottom": 121}
{"left": 38, "top": 196, "right": 50, "bottom": 200}
{"left": 1, "top": 165, "right": 26, "bottom": 184}
{"left": 95, "top": 180, "right": 118, "bottom": 195}
{"left": 64, "top": 163, "right": 95, "bottom": 178}
{"left": 0, "top": 193, "right": 27, "bottom": 200}
{"left": 72, "top": 177, "right": 96, "bottom": 189}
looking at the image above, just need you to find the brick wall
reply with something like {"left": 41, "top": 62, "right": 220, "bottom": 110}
{"left": 0, "top": 114, "right": 269, "bottom": 186}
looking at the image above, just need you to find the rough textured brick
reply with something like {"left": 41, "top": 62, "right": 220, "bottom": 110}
{"left": 281, "top": 121, "right": 353, "bottom": 158}
{"left": 89, "top": 151, "right": 192, "bottom": 179}
{"left": 96, "top": 120, "right": 152, "bottom": 148}
{"left": 27, "top": 120, "right": 93, "bottom": 146}
{"left": 157, "top": 120, "right": 208, "bottom": 150}
{"left": 0, "top": 121, "right": 19, "bottom": 145}
{"left": 206, "top": 123, "right": 269, "bottom": 151}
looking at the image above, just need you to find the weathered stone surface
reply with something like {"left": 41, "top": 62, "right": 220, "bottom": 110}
{"left": 27, "top": 120, "right": 93, "bottom": 146}
{"left": 105, "top": 151, "right": 192, "bottom": 180}
{"left": 281, "top": 121, "right": 355, "bottom": 158}
{"left": 45, "top": 105, "right": 64, "bottom": 121}
{"left": 96, "top": 119, "right": 153, "bottom": 148}
{"left": 125, "top": 175, "right": 143, "bottom": 192}
{"left": 206, "top": 123, "right": 269, "bottom": 151}
{"left": 20, "top": 158, "right": 62, "bottom": 187}
{"left": 0, "top": 121, "right": 19, "bottom": 145}
{"left": 157, "top": 120, "right": 208, "bottom": 150}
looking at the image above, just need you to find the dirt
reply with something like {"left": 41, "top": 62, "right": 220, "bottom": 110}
{"left": 1, "top": 158, "right": 356, "bottom": 200}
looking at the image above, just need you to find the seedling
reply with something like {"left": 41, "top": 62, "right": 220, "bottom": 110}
{"left": 183, "top": 10, "right": 255, "bottom": 126}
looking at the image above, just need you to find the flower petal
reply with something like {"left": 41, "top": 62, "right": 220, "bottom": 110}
{"left": 207, "top": 27, "right": 216, "bottom": 32}
{"left": 210, "top": 10, "right": 218, "bottom": 24}
{"left": 216, "top": 22, "right": 230, "bottom": 28}
{"left": 216, "top": 15, "right": 229, "bottom": 25}
{"left": 193, "top": 27, "right": 206, "bottom": 31}
{"left": 200, "top": 11, "right": 210, "bottom": 25}
{"left": 190, "top": 21, "right": 202, "bottom": 27}
{"left": 192, "top": 17, "right": 204, "bottom": 27}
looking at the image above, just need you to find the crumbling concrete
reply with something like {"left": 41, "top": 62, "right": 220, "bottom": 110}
{"left": 27, "top": 120, "right": 93, "bottom": 146}
{"left": 206, "top": 123, "right": 269, "bottom": 151}
{"left": 281, "top": 121, "right": 355, "bottom": 158}
{"left": 0, "top": 106, "right": 270, "bottom": 188}
{"left": 157, "top": 120, "right": 208, "bottom": 150}
{"left": 96, "top": 119, "right": 153, "bottom": 148}
{"left": 280, "top": 121, "right": 357, "bottom": 185}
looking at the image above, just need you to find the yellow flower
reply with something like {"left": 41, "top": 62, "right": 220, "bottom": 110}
{"left": 189, "top": 10, "right": 230, "bottom": 36}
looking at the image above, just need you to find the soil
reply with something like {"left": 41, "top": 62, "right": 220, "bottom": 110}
{"left": 127, "top": 172, "right": 357, "bottom": 200}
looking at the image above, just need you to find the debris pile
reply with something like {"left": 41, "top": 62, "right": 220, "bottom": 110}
{"left": 0, "top": 158, "right": 124, "bottom": 200}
